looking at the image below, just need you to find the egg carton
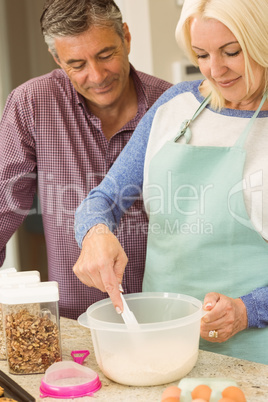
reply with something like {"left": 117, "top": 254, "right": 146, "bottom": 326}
{"left": 177, "top": 377, "right": 239, "bottom": 401}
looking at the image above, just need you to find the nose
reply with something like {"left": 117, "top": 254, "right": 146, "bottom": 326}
{"left": 86, "top": 61, "right": 106, "bottom": 85}
{"left": 210, "top": 55, "right": 228, "bottom": 79}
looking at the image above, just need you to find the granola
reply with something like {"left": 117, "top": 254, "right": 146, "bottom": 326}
{"left": 5, "top": 308, "right": 61, "bottom": 374}
{"left": 0, "top": 307, "right": 6, "bottom": 359}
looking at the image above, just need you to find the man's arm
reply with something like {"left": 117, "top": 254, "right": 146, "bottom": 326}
{"left": 0, "top": 89, "right": 37, "bottom": 265}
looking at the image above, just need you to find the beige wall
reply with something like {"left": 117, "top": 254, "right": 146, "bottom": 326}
{"left": 117, "top": 0, "right": 184, "bottom": 83}
{"left": 149, "top": 0, "right": 184, "bottom": 82}
{"left": 2, "top": 0, "right": 55, "bottom": 97}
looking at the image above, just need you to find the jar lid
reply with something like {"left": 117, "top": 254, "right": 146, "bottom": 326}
{"left": 0, "top": 281, "right": 59, "bottom": 304}
{"left": 0, "top": 270, "right": 40, "bottom": 287}
{"left": 0, "top": 267, "right": 17, "bottom": 275}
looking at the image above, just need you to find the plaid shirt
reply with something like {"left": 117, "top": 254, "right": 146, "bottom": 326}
{"left": 0, "top": 66, "right": 172, "bottom": 319}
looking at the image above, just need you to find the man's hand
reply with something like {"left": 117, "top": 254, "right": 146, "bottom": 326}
{"left": 201, "top": 292, "right": 248, "bottom": 342}
{"left": 73, "top": 224, "right": 128, "bottom": 312}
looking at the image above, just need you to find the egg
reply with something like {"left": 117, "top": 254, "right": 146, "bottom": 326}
{"left": 191, "top": 384, "right": 212, "bottom": 401}
{"left": 161, "top": 398, "right": 180, "bottom": 402}
{"left": 221, "top": 385, "right": 247, "bottom": 401}
{"left": 192, "top": 399, "right": 209, "bottom": 402}
{"left": 218, "top": 398, "right": 237, "bottom": 402}
{"left": 161, "top": 385, "right": 181, "bottom": 402}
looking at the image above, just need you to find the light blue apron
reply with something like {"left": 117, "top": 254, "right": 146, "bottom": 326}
{"left": 143, "top": 93, "right": 268, "bottom": 363}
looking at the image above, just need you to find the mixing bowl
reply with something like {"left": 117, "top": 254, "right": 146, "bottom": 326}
{"left": 78, "top": 292, "right": 203, "bottom": 386}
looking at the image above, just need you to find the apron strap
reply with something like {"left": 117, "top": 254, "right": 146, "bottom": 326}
{"left": 235, "top": 91, "right": 268, "bottom": 148}
{"left": 174, "top": 91, "right": 267, "bottom": 146}
{"left": 174, "top": 95, "right": 211, "bottom": 143}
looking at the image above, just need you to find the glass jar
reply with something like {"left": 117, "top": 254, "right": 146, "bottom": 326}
{"left": 0, "top": 270, "right": 40, "bottom": 360}
{"left": 2, "top": 281, "right": 61, "bottom": 374}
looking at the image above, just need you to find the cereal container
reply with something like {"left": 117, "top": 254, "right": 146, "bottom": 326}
{"left": 0, "top": 267, "right": 17, "bottom": 274}
{"left": 1, "top": 281, "right": 61, "bottom": 374}
{"left": 0, "top": 270, "right": 40, "bottom": 360}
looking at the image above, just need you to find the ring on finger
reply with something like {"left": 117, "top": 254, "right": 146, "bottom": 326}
{"left": 208, "top": 330, "right": 218, "bottom": 338}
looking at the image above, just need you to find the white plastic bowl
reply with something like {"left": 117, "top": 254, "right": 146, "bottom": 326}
{"left": 78, "top": 292, "right": 203, "bottom": 386}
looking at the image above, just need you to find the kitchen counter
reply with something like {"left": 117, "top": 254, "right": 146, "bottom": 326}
{"left": 0, "top": 317, "right": 267, "bottom": 402}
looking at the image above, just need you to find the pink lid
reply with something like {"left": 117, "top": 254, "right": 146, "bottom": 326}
{"left": 39, "top": 361, "right": 101, "bottom": 398}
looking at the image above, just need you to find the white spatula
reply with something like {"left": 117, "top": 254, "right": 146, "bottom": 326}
{"left": 120, "top": 292, "right": 140, "bottom": 330}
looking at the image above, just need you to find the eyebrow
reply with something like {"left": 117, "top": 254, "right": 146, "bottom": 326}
{"left": 66, "top": 59, "right": 84, "bottom": 65}
{"left": 65, "top": 46, "right": 117, "bottom": 65}
{"left": 192, "top": 41, "right": 239, "bottom": 51}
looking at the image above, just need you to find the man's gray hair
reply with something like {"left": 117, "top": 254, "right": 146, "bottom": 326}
{"left": 40, "top": 0, "right": 124, "bottom": 59}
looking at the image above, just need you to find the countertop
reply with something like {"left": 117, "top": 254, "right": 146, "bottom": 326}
{"left": 0, "top": 317, "right": 267, "bottom": 402}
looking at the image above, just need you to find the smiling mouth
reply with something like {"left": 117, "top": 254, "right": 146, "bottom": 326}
{"left": 216, "top": 77, "right": 240, "bottom": 87}
{"left": 89, "top": 80, "right": 115, "bottom": 94}
{"left": 93, "top": 85, "right": 113, "bottom": 93}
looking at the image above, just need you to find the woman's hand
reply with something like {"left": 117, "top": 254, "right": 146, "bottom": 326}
{"left": 73, "top": 224, "right": 128, "bottom": 312}
{"left": 201, "top": 292, "right": 248, "bottom": 342}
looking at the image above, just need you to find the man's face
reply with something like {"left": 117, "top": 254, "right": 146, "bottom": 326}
{"left": 53, "top": 24, "right": 131, "bottom": 111}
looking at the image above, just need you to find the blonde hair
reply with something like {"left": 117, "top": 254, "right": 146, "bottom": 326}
{"left": 175, "top": 0, "right": 268, "bottom": 109}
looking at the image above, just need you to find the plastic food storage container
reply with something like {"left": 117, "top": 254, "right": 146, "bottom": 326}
{"left": 78, "top": 292, "right": 204, "bottom": 386}
{"left": 0, "top": 270, "right": 40, "bottom": 360}
{"left": 0, "top": 267, "right": 17, "bottom": 274}
{"left": 1, "top": 281, "right": 61, "bottom": 374}
{"left": 40, "top": 359, "right": 101, "bottom": 398}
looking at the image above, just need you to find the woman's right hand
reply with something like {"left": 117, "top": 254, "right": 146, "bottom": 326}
{"left": 73, "top": 224, "right": 128, "bottom": 312}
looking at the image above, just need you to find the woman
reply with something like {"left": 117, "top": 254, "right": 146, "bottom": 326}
{"left": 74, "top": 0, "right": 268, "bottom": 363}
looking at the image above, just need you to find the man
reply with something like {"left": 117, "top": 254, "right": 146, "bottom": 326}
{"left": 0, "top": 0, "right": 172, "bottom": 319}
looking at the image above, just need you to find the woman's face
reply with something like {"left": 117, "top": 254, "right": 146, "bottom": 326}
{"left": 190, "top": 16, "right": 265, "bottom": 109}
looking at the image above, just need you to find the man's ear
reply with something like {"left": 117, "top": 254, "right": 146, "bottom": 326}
{"left": 123, "top": 22, "right": 131, "bottom": 55}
